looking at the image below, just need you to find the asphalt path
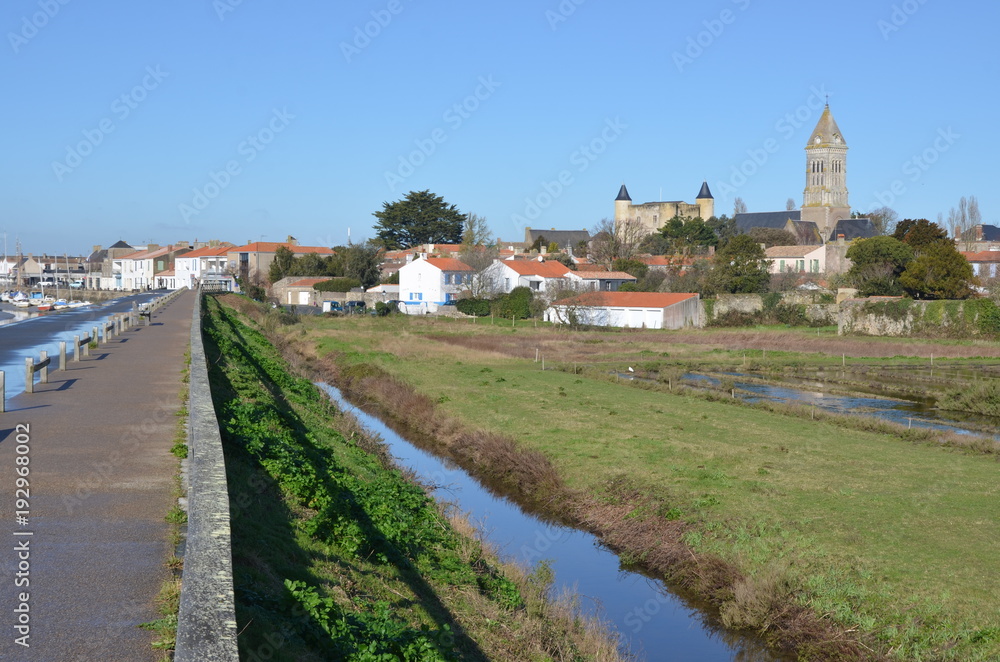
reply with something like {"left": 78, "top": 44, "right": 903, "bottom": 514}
{"left": 0, "top": 290, "right": 192, "bottom": 661}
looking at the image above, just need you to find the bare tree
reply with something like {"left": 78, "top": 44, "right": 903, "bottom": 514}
{"left": 734, "top": 197, "right": 748, "bottom": 215}
{"left": 459, "top": 212, "right": 498, "bottom": 274}
{"left": 786, "top": 198, "right": 796, "bottom": 211}
{"left": 590, "top": 217, "right": 645, "bottom": 269}
{"left": 867, "top": 206, "right": 899, "bottom": 236}
{"left": 949, "top": 196, "right": 978, "bottom": 250}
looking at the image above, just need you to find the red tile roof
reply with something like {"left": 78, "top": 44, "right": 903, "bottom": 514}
{"left": 961, "top": 251, "right": 1000, "bottom": 262}
{"left": 423, "top": 257, "right": 475, "bottom": 271}
{"left": 228, "top": 242, "right": 333, "bottom": 255}
{"left": 551, "top": 292, "right": 698, "bottom": 308}
{"left": 575, "top": 271, "right": 637, "bottom": 280}
{"left": 501, "top": 259, "right": 571, "bottom": 278}
{"left": 182, "top": 246, "right": 232, "bottom": 258}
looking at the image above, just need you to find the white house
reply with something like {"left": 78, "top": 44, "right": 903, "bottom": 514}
{"left": 175, "top": 246, "right": 234, "bottom": 290}
{"left": 399, "top": 257, "right": 474, "bottom": 314}
{"left": 961, "top": 250, "right": 1000, "bottom": 280}
{"left": 477, "top": 257, "right": 573, "bottom": 296}
{"left": 765, "top": 245, "right": 825, "bottom": 275}
{"left": 545, "top": 292, "right": 701, "bottom": 329}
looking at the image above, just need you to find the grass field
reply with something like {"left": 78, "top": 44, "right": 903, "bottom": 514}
{"left": 296, "top": 313, "right": 1000, "bottom": 661}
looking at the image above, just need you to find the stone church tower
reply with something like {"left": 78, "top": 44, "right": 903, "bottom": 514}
{"left": 800, "top": 104, "right": 850, "bottom": 241}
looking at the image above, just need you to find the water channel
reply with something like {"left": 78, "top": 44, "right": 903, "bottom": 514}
{"left": 319, "top": 383, "right": 781, "bottom": 662}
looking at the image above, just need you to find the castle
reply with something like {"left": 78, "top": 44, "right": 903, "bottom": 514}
{"left": 617, "top": 104, "right": 867, "bottom": 244}
{"left": 614, "top": 182, "right": 714, "bottom": 236}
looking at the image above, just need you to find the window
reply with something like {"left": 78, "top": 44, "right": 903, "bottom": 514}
{"left": 606, "top": 281, "right": 612, "bottom": 291}
{"left": 796, "top": 260, "right": 805, "bottom": 272}
{"left": 444, "top": 273, "right": 452, "bottom": 284}
{"left": 504, "top": 277, "right": 510, "bottom": 290}
{"left": 810, "top": 259, "right": 819, "bottom": 273}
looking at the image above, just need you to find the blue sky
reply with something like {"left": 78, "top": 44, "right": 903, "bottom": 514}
{"left": 1, "top": 0, "right": 997, "bottom": 256}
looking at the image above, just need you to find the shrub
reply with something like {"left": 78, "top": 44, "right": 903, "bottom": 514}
{"left": 314, "top": 278, "right": 361, "bottom": 293}
{"left": 456, "top": 298, "right": 491, "bottom": 317}
{"left": 491, "top": 286, "right": 533, "bottom": 319}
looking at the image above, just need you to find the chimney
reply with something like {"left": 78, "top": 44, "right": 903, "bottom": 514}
{"left": 837, "top": 234, "right": 845, "bottom": 246}
{"left": 425, "top": 243, "right": 434, "bottom": 254}
{"left": 92, "top": 245, "right": 102, "bottom": 255}
{"left": 708, "top": 245, "right": 715, "bottom": 256}
{"left": 540, "top": 245, "right": 547, "bottom": 255}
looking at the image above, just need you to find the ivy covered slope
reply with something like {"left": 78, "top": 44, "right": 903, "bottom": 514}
{"left": 200, "top": 295, "right": 619, "bottom": 662}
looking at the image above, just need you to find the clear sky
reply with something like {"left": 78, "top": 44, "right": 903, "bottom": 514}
{"left": 2, "top": 0, "right": 997, "bottom": 256}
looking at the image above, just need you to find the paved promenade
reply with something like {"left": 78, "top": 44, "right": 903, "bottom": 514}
{"left": 0, "top": 290, "right": 194, "bottom": 661}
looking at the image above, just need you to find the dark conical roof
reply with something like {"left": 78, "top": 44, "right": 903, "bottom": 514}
{"left": 696, "top": 181, "right": 713, "bottom": 199}
{"left": 109, "top": 240, "right": 133, "bottom": 249}
{"left": 615, "top": 184, "right": 631, "bottom": 201}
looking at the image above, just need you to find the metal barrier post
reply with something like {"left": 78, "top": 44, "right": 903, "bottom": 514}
{"left": 39, "top": 351, "right": 48, "bottom": 384}
{"left": 25, "top": 358, "right": 33, "bottom": 394}
{"left": 60, "top": 341, "right": 67, "bottom": 371}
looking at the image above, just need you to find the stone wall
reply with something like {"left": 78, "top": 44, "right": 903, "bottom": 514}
{"left": 838, "top": 298, "right": 997, "bottom": 337}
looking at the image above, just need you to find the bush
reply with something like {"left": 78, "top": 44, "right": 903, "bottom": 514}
{"left": 314, "top": 278, "right": 361, "bottom": 293}
{"left": 456, "top": 298, "right": 491, "bottom": 317}
{"left": 491, "top": 286, "right": 533, "bottom": 319}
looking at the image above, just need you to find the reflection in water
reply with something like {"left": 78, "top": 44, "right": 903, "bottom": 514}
{"left": 319, "top": 383, "right": 784, "bottom": 662}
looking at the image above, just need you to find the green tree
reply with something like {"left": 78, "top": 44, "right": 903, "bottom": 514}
{"left": 706, "top": 215, "right": 737, "bottom": 248}
{"left": 899, "top": 240, "right": 977, "bottom": 299}
{"left": 612, "top": 258, "right": 648, "bottom": 279}
{"left": 373, "top": 190, "right": 466, "bottom": 249}
{"left": 845, "top": 236, "right": 914, "bottom": 296}
{"left": 710, "top": 234, "right": 771, "bottom": 294}
{"left": 268, "top": 245, "right": 296, "bottom": 283}
{"left": 491, "top": 286, "right": 533, "bottom": 319}
{"left": 659, "top": 216, "right": 718, "bottom": 254}
{"left": 893, "top": 219, "right": 948, "bottom": 249}
{"left": 340, "top": 241, "right": 384, "bottom": 289}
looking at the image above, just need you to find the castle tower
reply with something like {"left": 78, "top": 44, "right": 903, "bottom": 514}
{"left": 695, "top": 180, "right": 714, "bottom": 220}
{"left": 614, "top": 184, "right": 632, "bottom": 224}
{"left": 800, "top": 104, "right": 850, "bottom": 241}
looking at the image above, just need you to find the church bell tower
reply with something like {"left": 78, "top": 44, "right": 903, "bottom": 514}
{"left": 800, "top": 104, "right": 850, "bottom": 241}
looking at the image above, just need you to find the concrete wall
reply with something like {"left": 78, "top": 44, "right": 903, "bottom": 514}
{"left": 175, "top": 290, "right": 240, "bottom": 661}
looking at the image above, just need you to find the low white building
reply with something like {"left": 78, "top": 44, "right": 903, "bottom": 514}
{"left": 545, "top": 292, "right": 701, "bottom": 329}
{"left": 765, "top": 245, "right": 825, "bottom": 274}
{"left": 477, "top": 257, "right": 573, "bottom": 295}
{"left": 399, "top": 257, "right": 474, "bottom": 314}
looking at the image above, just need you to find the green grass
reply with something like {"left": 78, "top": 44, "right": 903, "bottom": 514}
{"left": 304, "top": 315, "right": 1000, "bottom": 661}
{"left": 203, "top": 295, "right": 623, "bottom": 662}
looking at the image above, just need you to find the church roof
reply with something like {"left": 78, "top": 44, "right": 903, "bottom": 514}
{"left": 696, "top": 181, "right": 713, "bottom": 199}
{"left": 735, "top": 210, "right": 801, "bottom": 233}
{"left": 807, "top": 105, "right": 846, "bottom": 147}
{"left": 615, "top": 184, "right": 631, "bottom": 201}
{"left": 108, "top": 240, "right": 133, "bottom": 249}
{"left": 980, "top": 225, "right": 1000, "bottom": 241}
{"left": 829, "top": 218, "right": 877, "bottom": 241}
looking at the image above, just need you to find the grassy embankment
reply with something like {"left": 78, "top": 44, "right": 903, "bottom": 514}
{"left": 298, "top": 314, "right": 1000, "bottom": 661}
{"left": 201, "top": 295, "right": 623, "bottom": 662}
